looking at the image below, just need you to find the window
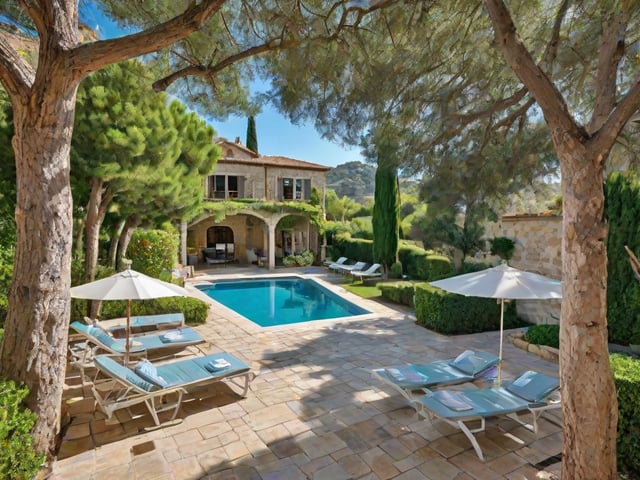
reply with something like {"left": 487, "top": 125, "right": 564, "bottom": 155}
{"left": 208, "top": 175, "right": 243, "bottom": 199}
{"left": 281, "top": 177, "right": 311, "bottom": 200}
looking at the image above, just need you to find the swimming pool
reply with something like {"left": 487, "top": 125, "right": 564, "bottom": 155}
{"left": 197, "top": 277, "right": 371, "bottom": 327}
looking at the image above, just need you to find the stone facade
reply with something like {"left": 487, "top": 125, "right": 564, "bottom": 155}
{"left": 485, "top": 214, "right": 563, "bottom": 325}
{"left": 184, "top": 139, "right": 329, "bottom": 269}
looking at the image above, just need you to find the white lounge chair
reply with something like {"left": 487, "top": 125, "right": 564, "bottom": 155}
{"left": 326, "top": 257, "right": 348, "bottom": 271}
{"left": 351, "top": 263, "right": 382, "bottom": 282}
{"left": 333, "top": 261, "right": 367, "bottom": 274}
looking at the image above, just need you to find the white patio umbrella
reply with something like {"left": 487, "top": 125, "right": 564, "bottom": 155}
{"left": 70, "top": 267, "right": 189, "bottom": 365}
{"left": 430, "top": 263, "right": 562, "bottom": 384}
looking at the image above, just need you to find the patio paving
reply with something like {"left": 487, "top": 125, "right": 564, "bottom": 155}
{"left": 52, "top": 266, "right": 563, "bottom": 479}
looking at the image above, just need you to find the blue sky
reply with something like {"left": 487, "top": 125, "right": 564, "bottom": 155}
{"left": 79, "top": 3, "right": 364, "bottom": 169}
{"left": 212, "top": 113, "right": 364, "bottom": 168}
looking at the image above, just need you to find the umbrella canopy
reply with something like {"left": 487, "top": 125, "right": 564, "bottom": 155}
{"left": 70, "top": 268, "right": 188, "bottom": 300}
{"left": 71, "top": 268, "right": 189, "bottom": 364}
{"left": 430, "top": 263, "right": 562, "bottom": 384}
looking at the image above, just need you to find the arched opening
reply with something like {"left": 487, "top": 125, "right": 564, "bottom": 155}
{"left": 207, "top": 226, "right": 234, "bottom": 247}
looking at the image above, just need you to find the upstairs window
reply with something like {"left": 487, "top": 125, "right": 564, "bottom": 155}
{"left": 208, "top": 175, "right": 243, "bottom": 199}
{"left": 281, "top": 177, "right": 311, "bottom": 200}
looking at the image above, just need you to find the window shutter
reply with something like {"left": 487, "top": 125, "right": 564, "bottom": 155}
{"left": 277, "top": 178, "right": 283, "bottom": 200}
{"left": 238, "top": 176, "right": 245, "bottom": 198}
{"left": 303, "top": 179, "right": 311, "bottom": 200}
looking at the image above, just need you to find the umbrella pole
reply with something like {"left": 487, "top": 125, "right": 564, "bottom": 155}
{"left": 498, "top": 299, "right": 504, "bottom": 386}
{"left": 125, "top": 299, "right": 131, "bottom": 367}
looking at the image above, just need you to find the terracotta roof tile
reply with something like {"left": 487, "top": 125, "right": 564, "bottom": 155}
{"left": 219, "top": 155, "right": 332, "bottom": 171}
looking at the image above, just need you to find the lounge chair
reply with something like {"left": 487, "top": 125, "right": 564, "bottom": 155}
{"left": 414, "top": 370, "right": 561, "bottom": 461}
{"left": 69, "top": 321, "right": 206, "bottom": 378}
{"left": 86, "top": 312, "right": 185, "bottom": 337}
{"left": 334, "top": 261, "right": 367, "bottom": 274}
{"left": 91, "top": 353, "right": 256, "bottom": 426}
{"left": 372, "top": 350, "right": 500, "bottom": 403}
{"left": 351, "top": 263, "right": 382, "bottom": 282}
{"left": 326, "top": 257, "right": 348, "bottom": 271}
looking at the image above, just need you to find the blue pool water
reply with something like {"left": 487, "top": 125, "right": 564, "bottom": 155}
{"left": 197, "top": 277, "right": 370, "bottom": 327}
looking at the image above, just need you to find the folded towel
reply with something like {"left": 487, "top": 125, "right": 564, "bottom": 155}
{"left": 160, "top": 331, "right": 184, "bottom": 343}
{"left": 205, "top": 358, "right": 231, "bottom": 373}
{"left": 385, "top": 366, "right": 428, "bottom": 384}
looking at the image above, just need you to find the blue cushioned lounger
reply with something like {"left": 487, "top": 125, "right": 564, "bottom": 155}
{"left": 69, "top": 321, "right": 206, "bottom": 378}
{"left": 103, "top": 312, "right": 185, "bottom": 336}
{"left": 372, "top": 350, "right": 500, "bottom": 402}
{"left": 415, "top": 370, "right": 561, "bottom": 460}
{"left": 91, "top": 354, "right": 256, "bottom": 425}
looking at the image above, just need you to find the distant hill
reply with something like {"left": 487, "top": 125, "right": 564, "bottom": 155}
{"left": 326, "top": 161, "right": 376, "bottom": 201}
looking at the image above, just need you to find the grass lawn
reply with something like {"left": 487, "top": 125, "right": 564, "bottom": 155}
{"left": 341, "top": 279, "right": 382, "bottom": 299}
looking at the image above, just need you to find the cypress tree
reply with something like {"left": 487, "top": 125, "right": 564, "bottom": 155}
{"left": 246, "top": 115, "right": 258, "bottom": 154}
{"left": 605, "top": 171, "right": 640, "bottom": 344}
{"left": 372, "top": 139, "right": 399, "bottom": 274}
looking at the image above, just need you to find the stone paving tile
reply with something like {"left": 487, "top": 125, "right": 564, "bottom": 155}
{"left": 418, "top": 457, "right": 463, "bottom": 480}
{"left": 53, "top": 267, "right": 564, "bottom": 479}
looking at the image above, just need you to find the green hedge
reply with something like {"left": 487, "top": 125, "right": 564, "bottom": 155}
{"left": 332, "top": 234, "right": 373, "bottom": 264}
{"left": 0, "top": 377, "right": 46, "bottom": 479}
{"left": 379, "top": 281, "right": 415, "bottom": 307}
{"left": 525, "top": 324, "right": 560, "bottom": 349}
{"left": 398, "top": 245, "right": 452, "bottom": 281}
{"left": 77, "top": 296, "right": 209, "bottom": 325}
{"left": 611, "top": 353, "right": 640, "bottom": 476}
{"left": 414, "top": 282, "right": 520, "bottom": 334}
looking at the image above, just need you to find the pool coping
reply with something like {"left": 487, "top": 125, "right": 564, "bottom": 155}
{"left": 186, "top": 269, "right": 398, "bottom": 334}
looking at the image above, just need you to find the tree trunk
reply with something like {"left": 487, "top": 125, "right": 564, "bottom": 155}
{"left": 84, "top": 177, "right": 113, "bottom": 318}
{"left": 84, "top": 177, "right": 112, "bottom": 283}
{"left": 107, "top": 218, "right": 126, "bottom": 268}
{"left": 116, "top": 215, "right": 140, "bottom": 269}
{"left": 558, "top": 140, "right": 618, "bottom": 478}
{"left": 0, "top": 87, "right": 77, "bottom": 458}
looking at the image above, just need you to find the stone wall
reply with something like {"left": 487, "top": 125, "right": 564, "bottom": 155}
{"left": 485, "top": 214, "right": 562, "bottom": 325}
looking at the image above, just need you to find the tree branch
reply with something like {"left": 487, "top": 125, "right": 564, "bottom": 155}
{"left": 483, "top": 0, "right": 581, "bottom": 137}
{"left": 588, "top": 4, "right": 629, "bottom": 133}
{"left": 0, "top": 32, "right": 35, "bottom": 99}
{"left": 152, "top": 38, "right": 299, "bottom": 91}
{"left": 69, "top": 0, "right": 226, "bottom": 78}
{"left": 591, "top": 77, "right": 640, "bottom": 156}
{"left": 152, "top": 0, "right": 402, "bottom": 91}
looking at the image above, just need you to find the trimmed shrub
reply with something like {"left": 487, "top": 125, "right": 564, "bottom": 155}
{"left": 332, "top": 234, "right": 373, "bottom": 264}
{"left": 611, "top": 353, "right": 640, "bottom": 476}
{"left": 389, "top": 262, "right": 403, "bottom": 279}
{"left": 525, "top": 324, "right": 560, "bottom": 349}
{"left": 0, "top": 378, "right": 46, "bottom": 479}
{"left": 414, "top": 282, "right": 520, "bottom": 335}
{"left": 128, "top": 229, "right": 179, "bottom": 278}
{"left": 97, "top": 296, "right": 209, "bottom": 325}
{"left": 462, "top": 259, "right": 494, "bottom": 273}
{"left": 398, "top": 244, "right": 452, "bottom": 281}
{"left": 379, "top": 281, "right": 415, "bottom": 307}
{"left": 490, "top": 237, "right": 516, "bottom": 262}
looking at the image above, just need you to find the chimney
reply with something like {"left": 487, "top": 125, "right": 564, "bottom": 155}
{"left": 235, "top": 136, "right": 241, "bottom": 144}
